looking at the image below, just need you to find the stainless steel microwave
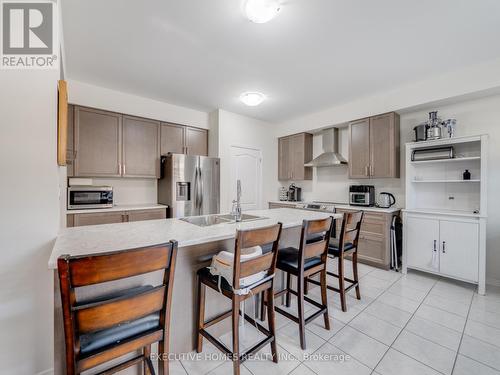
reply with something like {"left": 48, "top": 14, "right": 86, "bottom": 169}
{"left": 349, "top": 185, "right": 375, "bottom": 207}
{"left": 67, "top": 186, "right": 113, "bottom": 210}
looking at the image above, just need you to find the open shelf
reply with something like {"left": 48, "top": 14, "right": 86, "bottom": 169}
{"left": 410, "top": 156, "right": 480, "bottom": 165}
{"left": 412, "top": 179, "right": 480, "bottom": 183}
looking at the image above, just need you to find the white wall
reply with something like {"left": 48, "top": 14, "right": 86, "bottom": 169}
{"left": 0, "top": 68, "right": 60, "bottom": 374}
{"left": 67, "top": 79, "right": 210, "bottom": 129}
{"left": 210, "top": 110, "right": 278, "bottom": 213}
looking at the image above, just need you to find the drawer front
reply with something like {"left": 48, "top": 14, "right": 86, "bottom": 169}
{"left": 72, "top": 211, "right": 126, "bottom": 227}
{"left": 335, "top": 210, "right": 386, "bottom": 236}
{"left": 127, "top": 208, "right": 167, "bottom": 222}
{"left": 269, "top": 203, "right": 295, "bottom": 209}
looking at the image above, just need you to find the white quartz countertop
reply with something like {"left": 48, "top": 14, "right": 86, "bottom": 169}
{"left": 66, "top": 203, "right": 168, "bottom": 215}
{"left": 334, "top": 205, "right": 402, "bottom": 214}
{"left": 268, "top": 201, "right": 401, "bottom": 214}
{"left": 49, "top": 208, "right": 340, "bottom": 269}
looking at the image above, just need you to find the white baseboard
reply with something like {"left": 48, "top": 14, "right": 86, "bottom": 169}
{"left": 36, "top": 368, "right": 54, "bottom": 375}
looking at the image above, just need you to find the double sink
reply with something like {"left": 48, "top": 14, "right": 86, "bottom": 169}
{"left": 180, "top": 213, "right": 266, "bottom": 227}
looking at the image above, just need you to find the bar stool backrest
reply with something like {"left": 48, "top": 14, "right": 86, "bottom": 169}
{"left": 299, "top": 217, "right": 334, "bottom": 266}
{"left": 57, "top": 241, "right": 178, "bottom": 372}
{"left": 339, "top": 211, "right": 364, "bottom": 251}
{"left": 232, "top": 223, "right": 283, "bottom": 289}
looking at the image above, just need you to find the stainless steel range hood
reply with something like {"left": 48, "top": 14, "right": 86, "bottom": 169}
{"left": 304, "top": 128, "right": 348, "bottom": 167}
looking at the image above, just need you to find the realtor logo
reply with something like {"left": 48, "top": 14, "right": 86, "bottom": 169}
{"left": 1, "top": 0, "right": 58, "bottom": 69}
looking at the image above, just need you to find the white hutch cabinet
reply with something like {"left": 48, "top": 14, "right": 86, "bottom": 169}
{"left": 402, "top": 135, "right": 488, "bottom": 294}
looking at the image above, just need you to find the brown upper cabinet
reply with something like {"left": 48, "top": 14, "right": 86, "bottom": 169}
{"left": 69, "top": 105, "right": 208, "bottom": 178}
{"left": 348, "top": 112, "right": 400, "bottom": 179}
{"left": 278, "top": 133, "right": 313, "bottom": 181}
{"left": 74, "top": 106, "right": 122, "bottom": 177}
{"left": 122, "top": 116, "right": 160, "bottom": 178}
{"left": 160, "top": 123, "right": 208, "bottom": 156}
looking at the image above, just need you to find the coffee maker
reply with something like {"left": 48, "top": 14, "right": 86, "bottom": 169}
{"left": 287, "top": 183, "right": 302, "bottom": 202}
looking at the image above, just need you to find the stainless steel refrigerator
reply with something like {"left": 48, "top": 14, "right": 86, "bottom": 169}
{"left": 158, "top": 154, "right": 220, "bottom": 218}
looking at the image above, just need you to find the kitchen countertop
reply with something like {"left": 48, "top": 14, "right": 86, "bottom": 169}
{"left": 49, "top": 208, "right": 340, "bottom": 269}
{"left": 65, "top": 203, "right": 168, "bottom": 215}
{"left": 268, "top": 201, "right": 402, "bottom": 214}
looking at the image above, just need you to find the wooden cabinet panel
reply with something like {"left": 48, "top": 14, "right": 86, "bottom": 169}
{"left": 74, "top": 107, "right": 122, "bottom": 177}
{"left": 357, "top": 233, "right": 386, "bottom": 266}
{"left": 348, "top": 118, "right": 370, "bottom": 179}
{"left": 269, "top": 202, "right": 296, "bottom": 209}
{"left": 127, "top": 208, "right": 166, "bottom": 222}
{"left": 278, "top": 137, "right": 291, "bottom": 180}
{"left": 160, "top": 123, "right": 185, "bottom": 155}
{"left": 71, "top": 212, "right": 125, "bottom": 227}
{"left": 186, "top": 127, "right": 208, "bottom": 156}
{"left": 66, "top": 104, "right": 75, "bottom": 177}
{"left": 122, "top": 116, "right": 160, "bottom": 178}
{"left": 278, "top": 133, "right": 312, "bottom": 181}
{"left": 439, "top": 220, "right": 479, "bottom": 282}
{"left": 370, "top": 113, "right": 399, "bottom": 178}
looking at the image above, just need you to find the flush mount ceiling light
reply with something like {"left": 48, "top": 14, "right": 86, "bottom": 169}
{"left": 243, "top": 0, "right": 281, "bottom": 23}
{"left": 240, "top": 92, "right": 266, "bottom": 106}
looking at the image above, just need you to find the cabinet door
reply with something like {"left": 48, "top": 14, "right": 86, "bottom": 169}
{"left": 72, "top": 211, "right": 125, "bottom": 227}
{"left": 127, "top": 208, "right": 167, "bottom": 222}
{"left": 278, "top": 137, "right": 291, "bottom": 181}
{"left": 349, "top": 118, "right": 370, "bottom": 179}
{"left": 289, "top": 133, "right": 313, "bottom": 180}
{"left": 122, "top": 116, "right": 160, "bottom": 178}
{"left": 160, "top": 123, "right": 185, "bottom": 154}
{"left": 185, "top": 127, "right": 208, "bottom": 156}
{"left": 74, "top": 107, "right": 121, "bottom": 177}
{"left": 370, "top": 113, "right": 399, "bottom": 178}
{"left": 406, "top": 216, "right": 440, "bottom": 272}
{"left": 439, "top": 220, "right": 479, "bottom": 282}
{"left": 66, "top": 104, "right": 75, "bottom": 177}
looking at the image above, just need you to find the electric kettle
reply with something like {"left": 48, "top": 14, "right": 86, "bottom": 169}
{"left": 377, "top": 192, "right": 396, "bottom": 208}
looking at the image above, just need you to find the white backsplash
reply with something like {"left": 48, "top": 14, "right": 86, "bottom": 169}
{"left": 92, "top": 178, "right": 158, "bottom": 205}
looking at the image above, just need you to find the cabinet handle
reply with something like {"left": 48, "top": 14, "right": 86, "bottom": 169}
{"left": 119, "top": 163, "right": 122, "bottom": 175}
{"left": 370, "top": 165, "right": 374, "bottom": 176}
{"left": 365, "top": 166, "right": 369, "bottom": 176}
{"left": 442, "top": 241, "right": 446, "bottom": 253}
{"left": 433, "top": 240, "right": 437, "bottom": 252}
{"left": 123, "top": 164, "right": 126, "bottom": 175}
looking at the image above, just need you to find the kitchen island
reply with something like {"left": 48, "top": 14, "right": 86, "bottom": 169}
{"left": 50, "top": 208, "right": 339, "bottom": 374}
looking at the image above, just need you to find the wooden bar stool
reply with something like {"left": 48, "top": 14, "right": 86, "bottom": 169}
{"left": 196, "top": 223, "right": 282, "bottom": 375}
{"left": 265, "top": 217, "right": 333, "bottom": 350}
{"left": 57, "top": 241, "right": 178, "bottom": 375}
{"left": 309, "top": 211, "right": 364, "bottom": 312}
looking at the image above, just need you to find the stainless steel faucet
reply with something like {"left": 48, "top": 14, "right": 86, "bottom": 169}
{"left": 231, "top": 179, "right": 242, "bottom": 222}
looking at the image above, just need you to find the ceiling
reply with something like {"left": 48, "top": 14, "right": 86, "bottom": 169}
{"left": 62, "top": 0, "right": 500, "bottom": 123}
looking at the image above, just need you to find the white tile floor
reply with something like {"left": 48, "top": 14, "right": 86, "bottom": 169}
{"left": 172, "top": 259, "right": 500, "bottom": 375}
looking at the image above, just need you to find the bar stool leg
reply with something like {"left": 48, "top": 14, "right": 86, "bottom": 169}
{"left": 260, "top": 291, "right": 266, "bottom": 321}
{"left": 144, "top": 344, "right": 151, "bottom": 375}
{"left": 265, "top": 288, "right": 279, "bottom": 363}
{"left": 320, "top": 269, "right": 330, "bottom": 330}
{"left": 338, "top": 254, "right": 347, "bottom": 312}
{"left": 158, "top": 339, "right": 168, "bottom": 375}
{"left": 232, "top": 296, "right": 241, "bottom": 375}
{"left": 285, "top": 273, "right": 291, "bottom": 307}
{"left": 352, "top": 251, "right": 361, "bottom": 300}
{"left": 304, "top": 276, "right": 309, "bottom": 295}
{"left": 297, "top": 276, "right": 306, "bottom": 350}
{"left": 196, "top": 277, "right": 206, "bottom": 353}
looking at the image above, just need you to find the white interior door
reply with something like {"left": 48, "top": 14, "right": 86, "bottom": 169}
{"left": 230, "top": 146, "right": 262, "bottom": 211}
{"left": 406, "top": 216, "right": 440, "bottom": 272}
{"left": 439, "top": 220, "right": 479, "bottom": 282}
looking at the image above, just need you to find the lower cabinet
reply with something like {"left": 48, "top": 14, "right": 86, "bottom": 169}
{"left": 335, "top": 209, "right": 398, "bottom": 269}
{"left": 404, "top": 214, "right": 479, "bottom": 282}
{"left": 67, "top": 208, "right": 167, "bottom": 227}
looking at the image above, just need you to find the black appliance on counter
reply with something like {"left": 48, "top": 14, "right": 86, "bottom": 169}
{"left": 349, "top": 185, "right": 375, "bottom": 207}
{"left": 287, "top": 183, "right": 302, "bottom": 202}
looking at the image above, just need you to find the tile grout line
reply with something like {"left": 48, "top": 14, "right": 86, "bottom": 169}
{"left": 370, "top": 274, "right": 439, "bottom": 374}
{"left": 450, "top": 288, "right": 475, "bottom": 375}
